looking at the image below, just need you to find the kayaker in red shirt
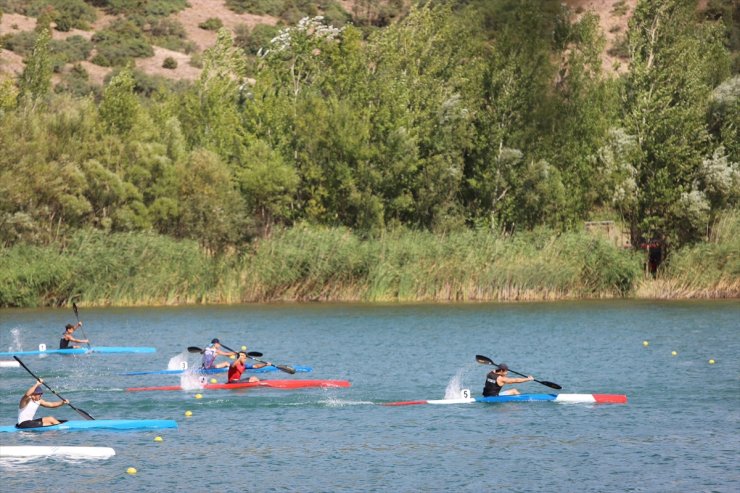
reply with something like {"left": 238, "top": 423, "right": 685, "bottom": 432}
{"left": 482, "top": 363, "right": 534, "bottom": 396}
{"left": 227, "top": 352, "right": 271, "bottom": 383}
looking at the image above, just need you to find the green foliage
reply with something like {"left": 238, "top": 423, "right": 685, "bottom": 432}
{"left": 162, "top": 56, "right": 178, "bottom": 69}
{"left": 234, "top": 23, "right": 280, "bottom": 56}
{"left": 199, "top": 17, "right": 224, "bottom": 31}
{"left": 98, "top": 68, "right": 141, "bottom": 135}
{"left": 622, "top": 0, "right": 732, "bottom": 247}
{"left": 91, "top": 18, "right": 154, "bottom": 67}
{"left": 17, "top": 28, "right": 52, "bottom": 106}
{"left": 0, "top": 230, "right": 223, "bottom": 307}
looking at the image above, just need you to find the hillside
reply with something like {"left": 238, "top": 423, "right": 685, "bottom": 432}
{"left": 0, "top": 0, "right": 640, "bottom": 86}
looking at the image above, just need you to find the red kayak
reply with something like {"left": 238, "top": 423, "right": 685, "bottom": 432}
{"left": 127, "top": 379, "right": 351, "bottom": 392}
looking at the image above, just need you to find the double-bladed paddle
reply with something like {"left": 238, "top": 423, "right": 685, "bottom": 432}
{"left": 475, "top": 354, "right": 562, "bottom": 390}
{"left": 13, "top": 356, "right": 95, "bottom": 420}
{"left": 218, "top": 343, "right": 297, "bottom": 375}
{"left": 187, "top": 346, "right": 263, "bottom": 358}
{"left": 72, "top": 302, "right": 91, "bottom": 349}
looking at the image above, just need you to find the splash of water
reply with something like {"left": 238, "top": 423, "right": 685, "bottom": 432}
{"left": 167, "top": 352, "right": 190, "bottom": 371}
{"left": 443, "top": 368, "right": 466, "bottom": 399}
{"left": 9, "top": 328, "right": 23, "bottom": 351}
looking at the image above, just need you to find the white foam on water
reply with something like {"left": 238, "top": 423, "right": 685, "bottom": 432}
{"left": 180, "top": 372, "right": 206, "bottom": 390}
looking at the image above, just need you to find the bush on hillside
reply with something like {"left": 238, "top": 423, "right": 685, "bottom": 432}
{"left": 162, "top": 56, "right": 177, "bottom": 69}
{"left": 91, "top": 19, "right": 154, "bottom": 67}
{"left": 199, "top": 17, "right": 224, "bottom": 31}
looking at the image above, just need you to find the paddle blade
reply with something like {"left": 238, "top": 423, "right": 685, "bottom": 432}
{"left": 69, "top": 404, "right": 94, "bottom": 420}
{"left": 72, "top": 302, "right": 79, "bottom": 319}
{"left": 539, "top": 380, "right": 562, "bottom": 390}
{"left": 187, "top": 346, "right": 204, "bottom": 354}
{"left": 475, "top": 355, "right": 494, "bottom": 366}
{"left": 276, "top": 365, "right": 296, "bottom": 375}
{"left": 246, "top": 351, "right": 263, "bottom": 358}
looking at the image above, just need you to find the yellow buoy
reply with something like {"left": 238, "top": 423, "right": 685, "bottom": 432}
{"left": 709, "top": 359, "right": 716, "bottom": 364}
{"left": 127, "top": 467, "right": 137, "bottom": 475}
{"left": 241, "top": 345, "right": 247, "bottom": 351}
{"left": 185, "top": 410, "right": 192, "bottom": 417}
{"left": 671, "top": 351, "right": 677, "bottom": 356}
{"left": 210, "top": 378, "right": 217, "bottom": 384}
{"left": 154, "top": 436, "right": 163, "bottom": 442}
{"left": 195, "top": 394, "right": 202, "bottom": 399}
{"left": 643, "top": 341, "right": 649, "bottom": 347}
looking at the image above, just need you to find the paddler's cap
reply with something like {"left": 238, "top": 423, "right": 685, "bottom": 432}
{"left": 211, "top": 338, "right": 220, "bottom": 344}
{"left": 32, "top": 386, "right": 44, "bottom": 395}
{"left": 497, "top": 363, "right": 509, "bottom": 371}
{"left": 65, "top": 323, "right": 75, "bottom": 330}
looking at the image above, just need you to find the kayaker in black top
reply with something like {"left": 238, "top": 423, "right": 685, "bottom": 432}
{"left": 59, "top": 322, "right": 88, "bottom": 349}
{"left": 482, "top": 363, "right": 534, "bottom": 396}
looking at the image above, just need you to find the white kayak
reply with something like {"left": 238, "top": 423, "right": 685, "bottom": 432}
{"left": 0, "top": 360, "right": 20, "bottom": 368}
{"left": 0, "top": 446, "right": 116, "bottom": 458}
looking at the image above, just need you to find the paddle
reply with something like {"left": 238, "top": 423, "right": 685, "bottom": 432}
{"left": 219, "top": 343, "right": 296, "bottom": 375}
{"left": 13, "top": 356, "right": 95, "bottom": 420}
{"left": 187, "top": 346, "right": 263, "bottom": 358}
{"left": 475, "top": 354, "right": 562, "bottom": 390}
{"left": 72, "top": 302, "right": 91, "bottom": 349}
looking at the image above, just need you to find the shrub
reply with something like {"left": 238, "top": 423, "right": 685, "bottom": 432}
{"left": 162, "top": 56, "right": 177, "bottom": 69}
{"left": 199, "top": 17, "right": 223, "bottom": 31}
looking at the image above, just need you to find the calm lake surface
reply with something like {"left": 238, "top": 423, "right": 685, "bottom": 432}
{"left": 1, "top": 301, "right": 738, "bottom": 492}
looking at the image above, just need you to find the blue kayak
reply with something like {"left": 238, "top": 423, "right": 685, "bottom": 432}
{"left": 121, "top": 365, "right": 313, "bottom": 376}
{"left": 0, "top": 347, "right": 156, "bottom": 356}
{"left": 0, "top": 419, "right": 177, "bottom": 432}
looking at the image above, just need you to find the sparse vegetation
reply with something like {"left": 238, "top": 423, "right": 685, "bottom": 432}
{"left": 163, "top": 56, "right": 178, "bottom": 69}
{"left": 199, "top": 17, "right": 224, "bottom": 31}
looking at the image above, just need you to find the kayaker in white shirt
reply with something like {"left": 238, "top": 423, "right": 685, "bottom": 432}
{"left": 201, "top": 338, "right": 236, "bottom": 369}
{"left": 16, "top": 380, "right": 69, "bottom": 428}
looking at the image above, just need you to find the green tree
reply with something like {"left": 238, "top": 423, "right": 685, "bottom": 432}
{"left": 18, "top": 29, "right": 53, "bottom": 107}
{"left": 622, "top": 0, "right": 731, "bottom": 247}
{"left": 98, "top": 68, "right": 141, "bottom": 135}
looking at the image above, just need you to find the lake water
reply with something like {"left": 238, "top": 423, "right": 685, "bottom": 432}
{"left": 1, "top": 301, "right": 738, "bottom": 492}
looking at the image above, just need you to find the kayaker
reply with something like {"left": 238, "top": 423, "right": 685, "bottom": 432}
{"left": 201, "top": 338, "right": 236, "bottom": 369}
{"left": 227, "top": 352, "right": 271, "bottom": 383}
{"left": 59, "top": 322, "right": 88, "bottom": 349}
{"left": 15, "top": 380, "right": 68, "bottom": 428}
{"left": 482, "top": 363, "right": 534, "bottom": 396}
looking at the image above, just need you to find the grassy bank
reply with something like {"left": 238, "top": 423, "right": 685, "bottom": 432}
{"left": 636, "top": 211, "right": 740, "bottom": 299}
{"left": 1, "top": 220, "right": 737, "bottom": 308}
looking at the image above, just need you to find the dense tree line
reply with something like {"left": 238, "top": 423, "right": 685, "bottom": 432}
{"left": 0, "top": 0, "right": 738, "bottom": 257}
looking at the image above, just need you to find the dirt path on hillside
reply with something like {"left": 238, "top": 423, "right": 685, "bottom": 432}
{"left": 175, "top": 0, "right": 276, "bottom": 51}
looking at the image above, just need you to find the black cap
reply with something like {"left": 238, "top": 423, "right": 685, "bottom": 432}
{"left": 497, "top": 363, "right": 509, "bottom": 371}
{"left": 211, "top": 338, "right": 220, "bottom": 344}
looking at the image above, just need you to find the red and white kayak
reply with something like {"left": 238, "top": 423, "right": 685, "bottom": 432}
{"left": 127, "top": 379, "right": 351, "bottom": 392}
{"left": 383, "top": 393, "right": 627, "bottom": 406}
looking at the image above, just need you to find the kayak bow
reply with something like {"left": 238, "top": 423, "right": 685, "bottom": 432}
{"left": 0, "top": 347, "right": 156, "bottom": 356}
{"left": 0, "top": 419, "right": 178, "bottom": 432}
{"left": 127, "top": 379, "right": 351, "bottom": 392}
{"left": 0, "top": 446, "right": 116, "bottom": 458}
{"left": 383, "top": 393, "right": 628, "bottom": 406}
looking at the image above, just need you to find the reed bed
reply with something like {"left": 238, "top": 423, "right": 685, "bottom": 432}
{"left": 635, "top": 211, "right": 740, "bottom": 299}
{"left": 2, "top": 221, "right": 737, "bottom": 308}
